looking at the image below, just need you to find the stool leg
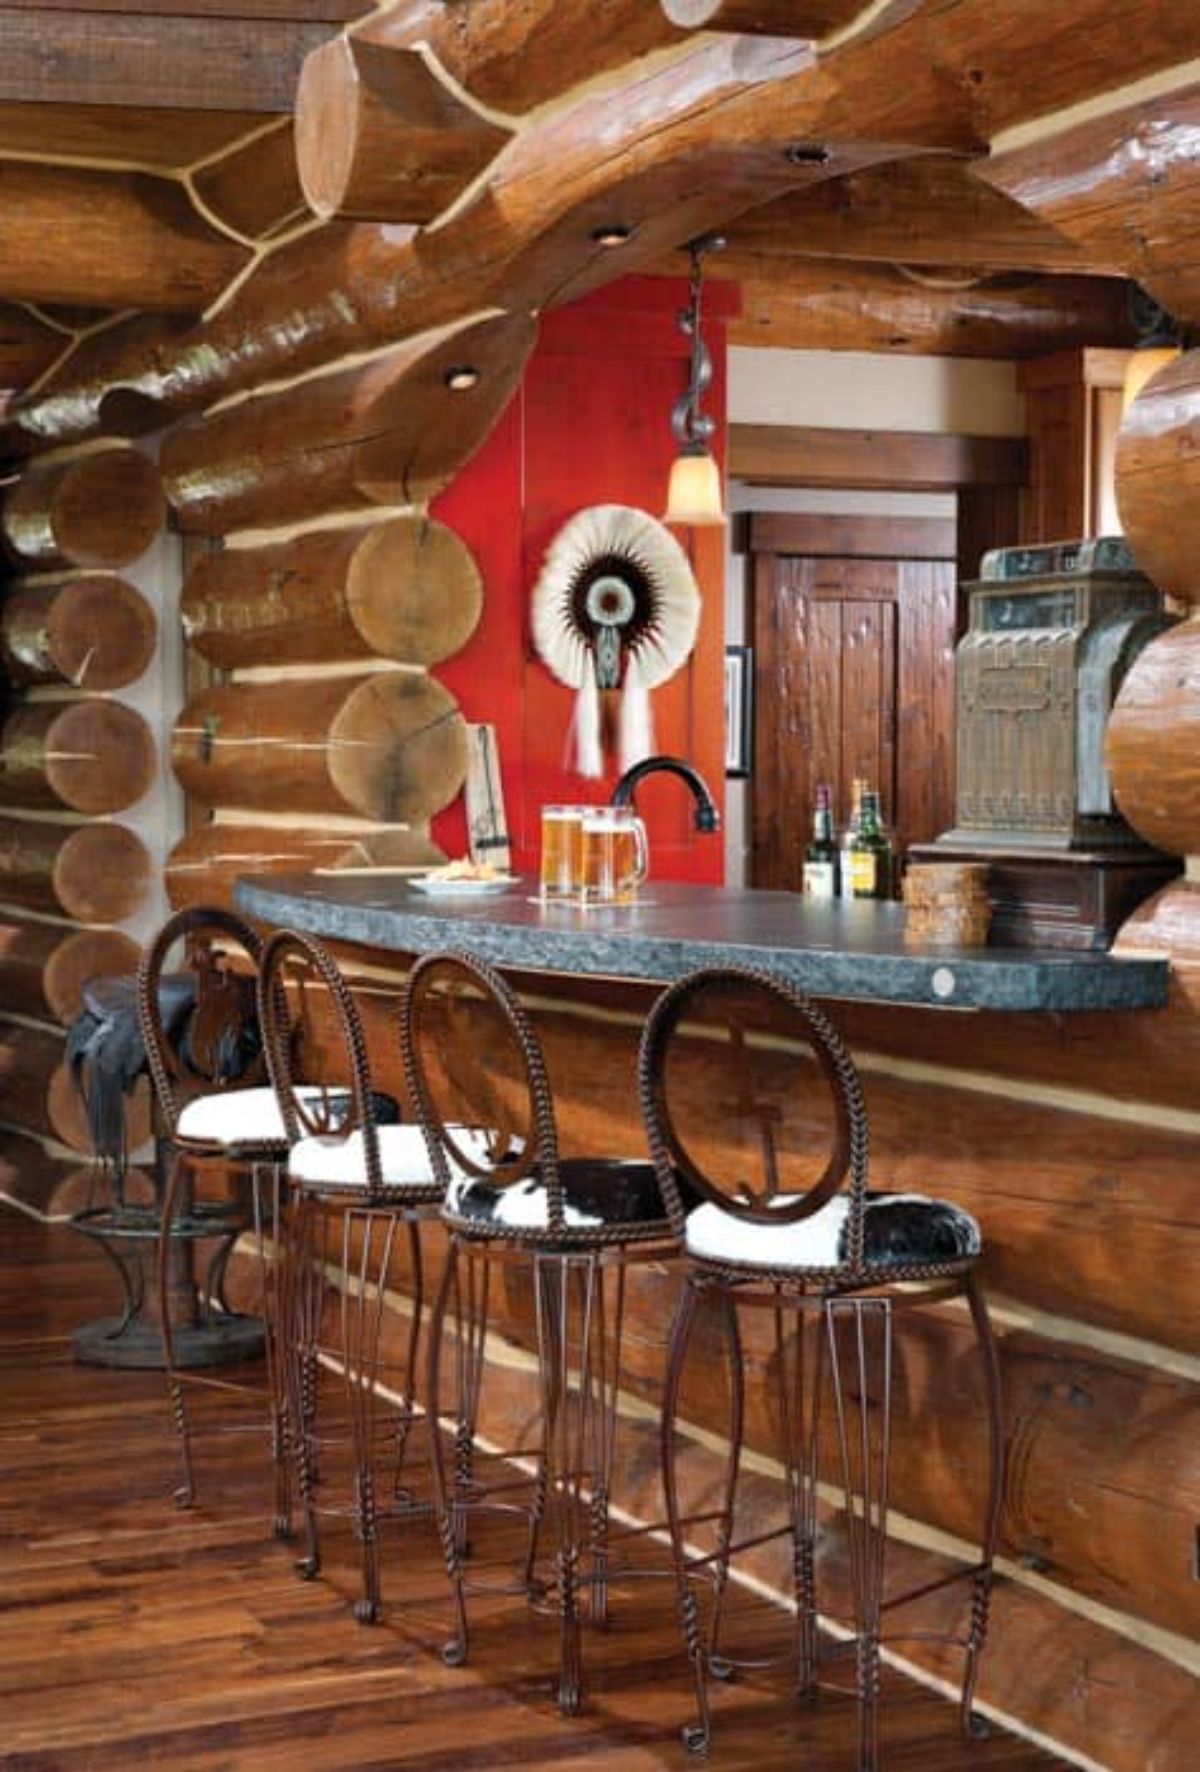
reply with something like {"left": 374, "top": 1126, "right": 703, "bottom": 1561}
{"left": 706, "top": 1287, "right": 744, "bottom": 1683}
{"left": 534, "top": 1252, "right": 585, "bottom": 1714}
{"left": 157, "top": 1152, "right": 196, "bottom": 1510}
{"left": 825, "top": 1295, "right": 893, "bottom": 1772}
{"left": 661, "top": 1272, "right": 713, "bottom": 1754}
{"left": 392, "top": 1219, "right": 425, "bottom": 1506}
{"left": 251, "top": 1161, "right": 293, "bottom": 1542}
{"left": 342, "top": 1206, "right": 399, "bottom": 1625}
{"left": 582, "top": 1257, "right": 623, "bottom": 1630}
{"left": 961, "top": 1269, "right": 1005, "bottom": 1739}
{"left": 774, "top": 1291, "right": 818, "bottom": 1700}
{"left": 427, "top": 1238, "right": 471, "bottom": 1668}
{"left": 289, "top": 1193, "right": 324, "bottom": 1582}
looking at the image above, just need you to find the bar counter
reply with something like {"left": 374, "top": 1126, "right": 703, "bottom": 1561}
{"left": 234, "top": 873, "right": 1168, "bottom": 1012}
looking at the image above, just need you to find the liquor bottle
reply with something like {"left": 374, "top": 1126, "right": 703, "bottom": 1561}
{"left": 847, "top": 788, "right": 894, "bottom": 900}
{"left": 802, "top": 783, "right": 839, "bottom": 899}
{"left": 839, "top": 777, "right": 865, "bottom": 877}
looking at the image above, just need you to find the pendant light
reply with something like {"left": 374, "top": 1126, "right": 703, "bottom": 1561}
{"left": 664, "top": 234, "right": 726, "bottom": 527}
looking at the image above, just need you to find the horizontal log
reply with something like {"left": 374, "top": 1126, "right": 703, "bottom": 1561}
{"left": 171, "top": 672, "right": 468, "bottom": 822}
{"left": 0, "top": 699, "right": 156, "bottom": 817}
{"left": 180, "top": 516, "right": 482, "bottom": 669}
{"left": 165, "top": 823, "right": 446, "bottom": 913}
{"left": 29, "top": 1030, "right": 151, "bottom": 1158}
{"left": 718, "top": 256, "right": 1135, "bottom": 354}
{"left": 1, "top": 447, "right": 164, "bottom": 569}
{"left": 189, "top": 121, "right": 307, "bottom": 242}
{"left": 661, "top": 0, "right": 881, "bottom": 32}
{"left": 0, "top": 919, "right": 139, "bottom": 1024}
{"left": 0, "top": 574, "right": 156, "bottom": 691}
{"left": 339, "top": 1, "right": 685, "bottom": 118}
{"left": 1115, "top": 349, "right": 1200, "bottom": 605}
{"left": 980, "top": 82, "right": 1200, "bottom": 326}
{"left": 725, "top": 155, "right": 1101, "bottom": 274}
{"left": 0, "top": 9, "right": 334, "bottom": 113}
{"left": 0, "top": 161, "right": 248, "bottom": 312}
{"left": 0, "top": 815, "right": 150, "bottom": 924}
{"left": 1106, "top": 621, "right": 1199, "bottom": 855}
{"left": 0, "top": 1128, "right": 75, "bottom": 1214}
{"left": 0, "top": 303, "right": 66, "bottom": 392}
{"left": 161, "top": 310, "right": 537, "bottom": 534}
{"left": 0, "top": 98, "right": 272, "bottom": 170}
{"left": 0, "top": 314, "right": 192, "bottom": 457}
{"left": 294, "top": 33, "right": 512, "bottom": 223}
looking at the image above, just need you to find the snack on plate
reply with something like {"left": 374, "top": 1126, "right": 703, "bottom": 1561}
{"left": 423, "top": 858, "right": 502, "bottom": 882}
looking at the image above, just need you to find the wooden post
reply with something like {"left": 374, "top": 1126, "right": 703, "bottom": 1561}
{"left": 1, "top": 573, "right": 157, "bottom": 691}
{"left": 180, "top": 516, "right": 482, "bottom": 669}
{"left": 171, "top": 673, "right": 469, "bottom": 822}
{"left": 2, "top": 447, "right": 165, "bottom": 568}
{"left": 0, "top": 815, "right": 151, "bottom": 923}
{"left": 0, "top": 698, "right": 156, "bottom": 816}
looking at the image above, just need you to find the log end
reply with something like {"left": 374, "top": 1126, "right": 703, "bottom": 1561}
{"left": 1106, "top": 619, "right": 1200, "bottom": 855}
{"left": 54, "top": 823, "right": 151, "bottom": 925}
{"left": 329, "top": 672, "right": 469, "bottom": 822}
{"left": 47, "top": 576, "right": 158, "bottom": 691}
{"left": 44, "top": 700, "right": 158, "bottom": 816}
{"left": 44, "top": 928, "right": 141, "bottom": 1024}
{"left": 295, "top": 36, "right": 511, "bottom": 225}
{"left": 347, "top": 516, "right": 484, "bottom": 665}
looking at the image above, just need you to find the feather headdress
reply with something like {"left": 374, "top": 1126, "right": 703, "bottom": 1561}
{"left": 531, "top": 505, "right": 700, "bottom": 778}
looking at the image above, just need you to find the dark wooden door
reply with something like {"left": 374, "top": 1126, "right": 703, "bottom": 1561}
{"left": 749, "top": 516, "right": 958, "bottom": 891}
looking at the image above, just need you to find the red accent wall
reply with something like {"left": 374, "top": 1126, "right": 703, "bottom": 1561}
{"left": 431, "top": 275, "right": 734, "bottom": 886}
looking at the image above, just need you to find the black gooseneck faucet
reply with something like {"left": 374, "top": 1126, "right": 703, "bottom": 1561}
{"left": 610, "top": 755, "right": 721, "bottom": 832}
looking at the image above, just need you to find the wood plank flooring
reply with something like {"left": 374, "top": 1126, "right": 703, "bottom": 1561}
{"left": 0, "top": 1209, "right": 1071, "bottom": 1771}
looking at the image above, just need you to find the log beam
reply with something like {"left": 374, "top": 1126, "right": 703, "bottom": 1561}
{"left": 0, "top": 814, "right": 150, "bottom": 924}
{"left": 190, "top": 122, "right": 308, "bottom": 242}
{"left": 661, "top": 0, "right": 879, "bottom": 33}
{"left": 1, "top": 572, "right": 156, "bottom": 691}
{"left": 2, "top": 445, "right": 165, "bottom": 568}
{"left": 0, "top": 9, "right": 339, "bottom": 114}
{"left": 0, "top": 303, "right": 67, "bottom": 395}
{"left": 161, "top": 310, "right": 537, "bottom": 534}
{"left": 165, "top": 823, "right": 445, "bottom": 912}
{"left": 181, "top": 516, "right": 482, "bottom": 669}
{"left": 981, "top": 82, "right": 1200, "bottom": 327}
{"left": 0, "top": 163, "right": 249, "bottom": 313}
{"left": 718, "top": 256, "right": 1135, "bottom": 355}
{"left": 726, "top": 155, "right": 1102, "bottom": 274}
{"left": 1114, "top": 347, "right": 1200, "bottom": 604}
{"left": 171, "top": 673, "right": 468, "bottom": 823}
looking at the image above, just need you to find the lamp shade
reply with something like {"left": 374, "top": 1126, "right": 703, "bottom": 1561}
{"left": 664, "top": 449, "right": 725, "bottom": 527}
{"left": 1122, "top": 345, "right": 1182, "bottom": 412}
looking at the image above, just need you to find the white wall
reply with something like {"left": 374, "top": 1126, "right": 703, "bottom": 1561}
{"left": 722, "top": 348, "right": 1027, "bottom": 886}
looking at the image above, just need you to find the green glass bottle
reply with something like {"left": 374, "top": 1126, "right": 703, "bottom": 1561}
{"left": 802, "top": 782, "right": 839, "bottom": 899}
{"left": 847, "top": 788, "right": 893, "bottom": 900}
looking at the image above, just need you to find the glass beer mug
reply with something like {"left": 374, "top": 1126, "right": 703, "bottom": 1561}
{"left": 539, "top": 805, "right": 587, "bottom": 900}
{"left": 579, "top": 806, "right": 649, "bottom": 905}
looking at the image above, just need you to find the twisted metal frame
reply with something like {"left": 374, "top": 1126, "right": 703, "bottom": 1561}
{"left": 639, "top": 964, "right": 1005, "bottom": 1769}
{"left": 258, "top": 926, "right": 442, "bottom": 1624}
{"left": 401, "top": 948, "right": 679, "bottom": 1714}
{"left": 136, "top": 904, "right": 292, "bottom": 1533}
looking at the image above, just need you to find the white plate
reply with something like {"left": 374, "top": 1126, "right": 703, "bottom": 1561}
{"left": 408, "top": 873, "right": 519, "bottom": 897}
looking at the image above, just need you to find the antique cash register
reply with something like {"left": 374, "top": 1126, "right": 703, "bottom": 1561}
{"left": 915, "top": 537, "right": 1179, "bottom": 948}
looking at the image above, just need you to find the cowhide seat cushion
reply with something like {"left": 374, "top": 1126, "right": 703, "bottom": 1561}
{"left": 178, "top": 1086, "right": 399, "bottom": 1153}
{"left": 289, "top": 1123, "right": 492, "bottom": 1193}
{"left": 685, "top": 1191, "right": 981, "bottom": 1272}
{"left": 447, "top": 1157, "right": 681, "bottom": 1234}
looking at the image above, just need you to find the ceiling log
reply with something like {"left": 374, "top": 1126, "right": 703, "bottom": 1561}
{"left": 0, "top": 101, "right": 270, "bottom": 170}
{"left": 0, "top": 304, "right": 67, "bottom": 395}
{"left": 160, "top": 309, "right": 538, "bottom": 534}
{"left": 980, "top": 84, "right": 1200, "bottom": 326}
{"left": 717, "top": 256, "right": 1135, "bottom": 355}
{"left": 191, "top": 123, "right": 309, "bottom": 241}
{"left": 726, "top": 157, "right": 1103, "bottom": 274}
{"left": 340, "top": 2, "right": 686, "bottom": 119}
{"left": 294, "top": 34, "right": 513, "bottom": 223}
{"left": 0, "top": 9, "right": 336, "bottom": 114}
{"left": 660, "top": 0, "right": 874, "bottom": 33}
{"left": 0, "top": 162, "right": 249, "bottom": 311}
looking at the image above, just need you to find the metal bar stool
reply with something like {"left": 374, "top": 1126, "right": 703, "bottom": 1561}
{"left": 257, "top": 926, "right": 454, "bottom": 1624}
{"left": 400, "top": 948, "right": 681, "bottom": 1716}
{"left": 638, "top": 965, "right": 1005, "bottom": 1771}
{"left": 136, "top": 905, "right": 307, "bottom": 1533}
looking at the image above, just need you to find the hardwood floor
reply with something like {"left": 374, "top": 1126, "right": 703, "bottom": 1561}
{"left": 0, "top": 1208, "right": 1070, "bottom": 1771}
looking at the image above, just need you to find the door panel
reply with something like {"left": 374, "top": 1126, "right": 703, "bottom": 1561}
{"left": 751, "top": 549, "right": 956, "bottom": 891}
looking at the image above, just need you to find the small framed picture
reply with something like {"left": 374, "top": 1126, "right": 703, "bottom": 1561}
{"left": 724, "top": 644, "right": 752, "bottom": 778}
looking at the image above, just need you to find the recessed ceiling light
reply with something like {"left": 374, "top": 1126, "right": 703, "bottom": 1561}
{"left": 443, "top": 366, "right": 481, "bottom": 392}
{"left": 786, "top": 142, "right": 831, "bottom": 165}
{"left": 590, "top": 224, "right": 636, "bottom": 247}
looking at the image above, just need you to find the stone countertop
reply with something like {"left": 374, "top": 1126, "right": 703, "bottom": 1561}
{"left": 233, "top": 874, "right": 1169, "bottom": 1013}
